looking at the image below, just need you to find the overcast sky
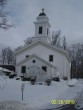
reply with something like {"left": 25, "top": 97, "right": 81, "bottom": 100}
{"left": 0, "top": 0, "right": 83, "bottom": 53}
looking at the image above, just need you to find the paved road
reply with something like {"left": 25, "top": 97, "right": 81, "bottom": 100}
{"left": 46, "top": 104, "right": 83, "bottom": 110}
{"left": 60, "top": 105, "right": 82, "bottom": 110}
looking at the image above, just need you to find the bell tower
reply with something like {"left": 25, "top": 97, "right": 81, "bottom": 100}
{"left": 34, "top": 9, "right": 51, "bottom": 38}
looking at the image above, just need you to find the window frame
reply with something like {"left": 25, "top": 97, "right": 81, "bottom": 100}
{"left": 39, "top": 26, "right": 43, "bottom": 34}
{"left": 42, "top": 66, "right": 47, "bottom": 72}
{"left": 21, "top": 66, "right": 26, "bottom": 73}
{"left": 47, "top": 28, "right": 49, "bottom": 35}
{"left": 26, "top": 55, "right": 29, "bottom": 58}
{"left": 32, "top": 59, "right": 36, "bottom": 63}
{"left": 49, "top": 55, "right": 53, "bottom": 62}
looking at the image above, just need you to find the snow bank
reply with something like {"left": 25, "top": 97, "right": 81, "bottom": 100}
{"left": 0, "top": 100, "right": 25, "bottom": 110}
{"left": 0, "top": 77, "right": 69, "bottom": 109}
{"left": 68, "top": 79, "right": 78, "bottom": 87}
{"left": 0, "top": 76, "right": 83, "bottom": 110}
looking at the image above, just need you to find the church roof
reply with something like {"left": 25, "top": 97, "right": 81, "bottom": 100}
{"left": 15, "top": 40, "right": 70, "bottom": 62}
{"left": 39, "top": 12, "right": 46, "bottom": 16}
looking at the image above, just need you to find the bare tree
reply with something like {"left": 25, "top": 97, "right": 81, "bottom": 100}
{"left": 15, "top": 45, "right": 23, "bottom": 52}
{"left": 0, "top": 0, "right": 7, "bottom": 6}
{"left": 6, "top": 47, "right": 13, "bottom": 64}
{"left": 24, "top": 37, "right": 32, "bottom": 45}
{"left": 0, "top": 0, "right": 13, "bottom": 29}
{"left": 1, "top": 47, "right": 15, "bottom": 65}
{"left": 62, "top": 36, "right": 67, "bottom": 50}
{"left": 51, "top": 30, "right": 61, "bottom": 47}
{"left": 68, "top": 43, "right": 83, "bottom": 78}
{"left": 1, "top": 48, "right": 7, "bottom": 65}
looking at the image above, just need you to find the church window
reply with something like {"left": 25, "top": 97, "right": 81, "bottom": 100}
{"left": 26, "top": 55, "right": 29, "bottom": 58}
{"left": 49, "top": 55, "right": 53, "bottom": 62}
{"left": 47, "top": 28, "right": 48, "bottom": 35}
{"left": 39, "top": 26, "right": 43, "bottom": 34}
{"left": 32, "top": 60, "right": 36, "bottom": 63}
{"left": 21, "top": 66, "right": 26, "bottom": 73}
{"left": 42, "top": 66, "right": 47, "bottom": 72}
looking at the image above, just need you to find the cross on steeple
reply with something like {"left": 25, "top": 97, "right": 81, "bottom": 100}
{"left": 42, "top": 8, "right": 44, "bottom": 13}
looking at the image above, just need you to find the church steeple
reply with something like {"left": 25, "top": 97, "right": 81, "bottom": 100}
{"left": 34, "top": 9, "right": 51, "bottom": 38}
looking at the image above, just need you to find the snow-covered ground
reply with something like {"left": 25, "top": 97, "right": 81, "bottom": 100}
{"left": 0, "top": 76, "right": 83, "bottom": 110}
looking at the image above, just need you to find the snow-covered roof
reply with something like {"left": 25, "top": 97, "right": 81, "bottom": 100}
{"left": 0, "top": 67, "right": 11, "bottom": 72}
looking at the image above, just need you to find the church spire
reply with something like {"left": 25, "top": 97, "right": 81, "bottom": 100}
{"left": 33, "top": 9, "right": 51, "bottom": 43}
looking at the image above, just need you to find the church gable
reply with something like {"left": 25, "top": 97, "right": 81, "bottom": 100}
{"left": 16, "top": 54, "right": 55, "bottom": 80}
{"left": 15, "top": 40, "right": 70, "bottom": 63}
{"left": 15, "top": 40, "right": 65, "bottom": 55}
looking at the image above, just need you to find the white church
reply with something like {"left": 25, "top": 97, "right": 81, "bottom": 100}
{"left": 15, "top": 9, "right": 71, "bottom": 81}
